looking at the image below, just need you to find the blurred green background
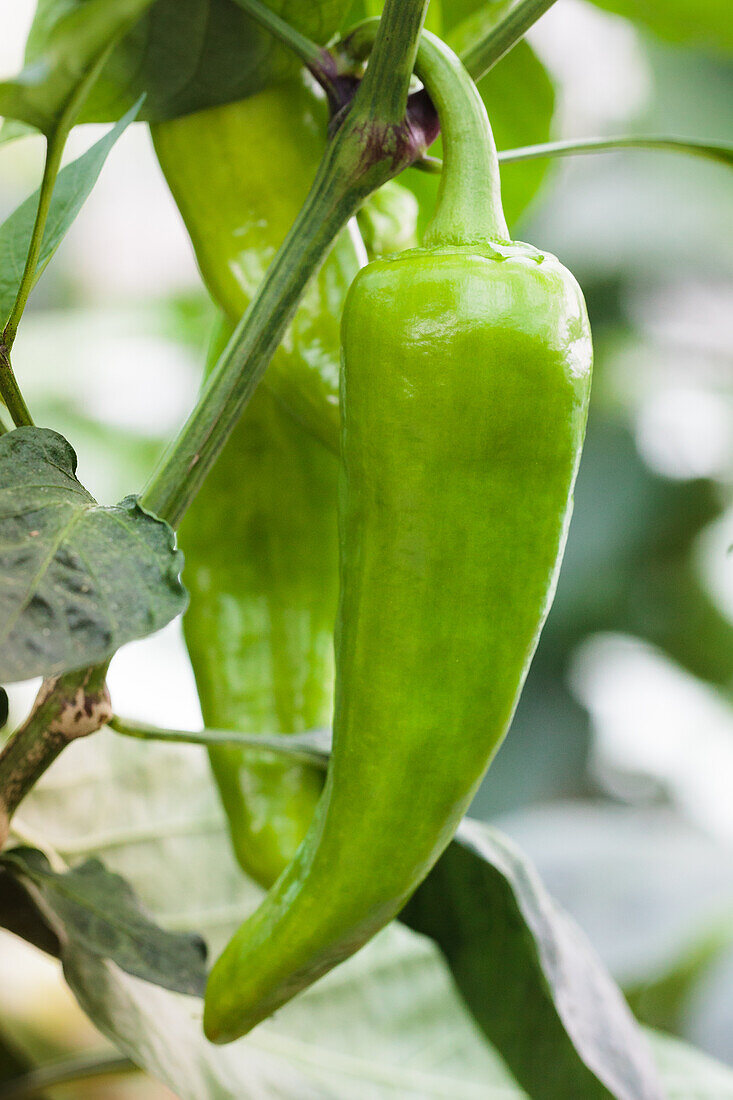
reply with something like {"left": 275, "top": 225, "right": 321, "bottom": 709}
{"left": 0, "top": 0, "right": 731, "bottom": 1094}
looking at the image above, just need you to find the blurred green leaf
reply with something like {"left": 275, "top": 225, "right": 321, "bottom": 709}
{"left": 403, "top": 819, "right": 665, "bottom": 1100}
{"left": 0, "top": 1028, "right": 48, "bottom": 1100}
{"left": 0, "top": 427, "right": 187, "bottom": 683}
{"left": 0, "top": 0, "right": 155, "bottom": 133}
{"left": 0, "top": 690, "right": 7, "bottom": 732}
{"left": 587, "top": 0, "right": 733, "bottom": 55}
{"left": 626, "top": 928, "right": 732, "bottom": 1035}
{"left": 1, "top": 847, "right": 207, "bottom": 996}
{"left": 0, "top": 102, "right": 141, "bottom": 326}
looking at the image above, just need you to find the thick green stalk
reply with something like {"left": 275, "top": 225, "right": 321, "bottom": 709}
{"left": 140, "top": 0, "right": 430, "bottom": 528}
{"left": 355, "top": 0, "right": 428, "bottom": 125}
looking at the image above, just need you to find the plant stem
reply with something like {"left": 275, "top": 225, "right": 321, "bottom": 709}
{"left": 231, "top": 0, "right": 348, "bottom": 107}
{"left": 140, "top": 0, "right": 430, "bottom": 528}
{"left": 0, "top": 347, "right": 33, "bottom": 427}
{"left": 0, "top": 403, "right": 13, "bottom": 435}
{"left": 354, "top": 0, "right": 428, "bottom": 125}
{"left": 0, "top": 1053, "right": 135, "bottom": 1100}
{"left": 497, "top": 134, "right": 733, "bottom": 167}
{"left": 417, "top": 135, "right": 733, "bottom": 174}
{"left": 232, "top": 0, "right": 324, "bottom": 68}
{"left": 0, "top": 665, "right": 111, "bottom": 851}
{"left": 461, "top": 0, "right": 559, "bottom": 81}
{"left": 0, "top": 39, "right": 118, "bottom": 424}
{"left": 2, "top": 132, "right": 65, "bottom": 355}
{"left": 110, "top": 716, "right": 332, "bottom": 767}
{"left": 417, "top": 33, "right": 508, "bottom": 244}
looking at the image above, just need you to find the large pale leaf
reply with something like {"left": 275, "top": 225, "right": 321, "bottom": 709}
{"left": 0, "top": 0, "right": 155, "bottom": 133}
{"left": 0, "top": 428, "right": 186, "bottom": 683}
{"left": 108, "top": 719, "right": 673, "bottom": 1097}
{"left": 10, "top": 722, "right": 733, "bottom": 1097}
{"left": 9, "top": 725, "right": 528, "bottom": 1099}
{"left": 403, "top": 819, "right": 665, "bottom": 1100}
{"left": 0, "top": 102, "right": 141, "bottom": 326}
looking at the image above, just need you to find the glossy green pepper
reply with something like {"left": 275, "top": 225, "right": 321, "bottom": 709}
{"left": 152, "top": 76, "right": 365, "bottom": 455}
{"left": 154, "top": 79, "right": 355, "bottom": 886}
{"left": 204, "top": 33, "right": 593, "bottom": 1042}
{"left": 180, "top": 349, "right": 338, "bottom": 888}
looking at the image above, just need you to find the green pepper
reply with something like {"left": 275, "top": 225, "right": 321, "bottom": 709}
{"left": 180, "top": 354, "right": 338, "bottom": 888}
{"left": 152, "top": 76, "right": 365, "bottom": 455}
{"left": 204, "top": 32, "right": 593, "bottom": 1043}
{"left": 153, "top": 79, "right": 356, "bottom": 886}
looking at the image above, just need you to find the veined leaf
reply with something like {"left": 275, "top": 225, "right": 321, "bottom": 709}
{"left": 12, "top": 0, "right": 354, "bottom": 128}
{"left": 0, "top": 846, "right": 207, "bottom": 996}
{"left": 0, "top": 0, "right": 155, "bottom": 134}
{"left": 0, "top": 428, "right": 186, "bottom": 684}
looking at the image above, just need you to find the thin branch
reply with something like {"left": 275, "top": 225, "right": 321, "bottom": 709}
{"left": 1, "top": 131, "right": 66, "bottom": 355}
{"left": 110, "top": 715, "right": 331, "bottom": 767}
{"left": 498, "top": 134, "right": 733, "bottom": 168}
{"left": 0, "top": 345, "right": 33, "bottom": 427}
{"left": 461, "top": 0, "right": 559, "bottom": 82}
{"left": 0, "top": 37, "right": 120, "bottom": 425}
{"left": 416, "top": 135, "right": 733, "bottom": 175}
{"left": 230, "top": 0, "right": 353, "bottom": 109}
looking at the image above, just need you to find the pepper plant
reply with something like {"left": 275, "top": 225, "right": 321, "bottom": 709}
{"left": 0, "top": 1, "right": 731, "bottom": 1097}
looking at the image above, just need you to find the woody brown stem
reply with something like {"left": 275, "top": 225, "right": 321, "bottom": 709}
{"left": 0, "top": 666, "right": 111, "bottom": 850}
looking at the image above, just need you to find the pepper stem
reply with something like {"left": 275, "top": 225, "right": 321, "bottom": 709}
{"left": 343, "top": 24, "right": 509, "bottom": 246}
{"left": 416, "top": 32, "right": 509, "bottom": 246}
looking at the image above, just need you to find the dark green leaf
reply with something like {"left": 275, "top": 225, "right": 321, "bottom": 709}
{"left": 0, "top": 427, "right": 187, "bottom": 684}
{"left": 0, "top": 102, "right": 142, "bottom": 327}
{"left": 0, "top": 689, "right": 7, "bottom": 731}
{"left": 587, "top": 0, "right": 733, "bottom": 55}
{"left": 0, "top": 866, "right": 62, "bottom": 957}
{"left": 402, "top": 819, "right": 666, "bottom": 1100}
{"left": 19, "top": 0, "right": 354, "bottom": 127}
{"left": 0, "top": 848, "right": 207, "bottom": 996}
{"left": 0, "top": 0, "right": 156, "bottom": 133}
{"left": 625, "top": 929, "right": 731, "bottom": 1035}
